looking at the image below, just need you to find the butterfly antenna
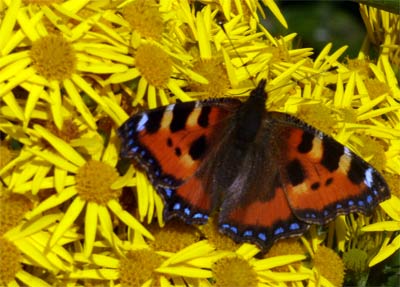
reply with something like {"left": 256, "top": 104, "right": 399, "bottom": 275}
{"left": 218, "top": 22, "right": 257, "bottom": 88}
{"left": 0, "top": 177, "right": 8, "bottom": 188}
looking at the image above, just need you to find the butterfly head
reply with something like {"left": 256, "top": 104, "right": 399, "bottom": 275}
{"left": 250, "top": 79, "right": 267, "bottom": 101}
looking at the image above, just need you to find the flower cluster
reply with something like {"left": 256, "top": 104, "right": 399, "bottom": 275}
{"left": 0, "top": 0, "right": 399, "bottom": 286}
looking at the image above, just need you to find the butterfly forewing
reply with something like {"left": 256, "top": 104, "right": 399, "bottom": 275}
{"left": 268, "top": 112, "right": 391, "bottom": 224}
{"left": 118, "top": 99, "right": 242, "bottom": 222}
{"left": 118, "top": 99, "right": 241, "bottom": 188}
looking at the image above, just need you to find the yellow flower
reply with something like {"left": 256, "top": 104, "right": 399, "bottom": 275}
{"left": 106, "top": 40, "right": 200, "bottom": 110}
{"left": 213, "top": 0, "right": 288, "bottom": 30}
{"left": 121, "top": 0, "right": 164, "bottom": 41}
{"left": 359, "top": 5, "right": 400, "bottom": 67}
{"left": 176, "top": 3, "right": 261, "bottom": 95}
{"left": 69, "top": 240, "right": 215, "bottom": 286}
{"left": 0, "top": 143, "right": 17, "bottom": 172}
{"left": 105, "top": 1, "right": 209, "bottom": 110}
{"left": 312, "top": 245, "right": 345, "bottom": 287}
{"left": 7, "top": 123, "right": 154, "bottom": 258}
{"left": 148, "top": 219, "right": 201, "bottom": 252}
{"left": 209, "top": 244, "right": 308, "bottom": 286}
{"left": 265, "top": 238, "right": 307, "bottom": 272}
{"left": 1, "top": 0, "right": 399, "bottom": 285}
{"left": 212, "top": 255, "right": 258, "bottom": 287}
{"left": 362, "top": 195, "right": 400, "bottom": 267}
{"left": 0, "top": 1, "right": 126, "bottom": 129}
{"left": 200, "top": 217, "right": 241, "bottom": 251}
{"left": 0, "top": 191, "right": 79, "bottom": 287}
{"left": 324, "top": 212, "right": 391, "bottom": 285}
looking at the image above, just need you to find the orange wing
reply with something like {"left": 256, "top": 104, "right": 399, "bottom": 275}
{"left": 216, "top": 138, "right": 310, "bottom": 251}
{"left": 118, "top": 99, "right": 242, "bottom": 223}
{"left": 217, "top": 110, "right": 390, "bottom": 251}
{"left": 158, "top": 174, "right": 212, "bottom": 224}
{"left": 119, "top": 99, "right": 241, "bottom": 187}
{"left": 269, "top": 112, "right": 391, "bottom": 224}
{"left": 219, "top": 177, "right": 310, "bottom": 251}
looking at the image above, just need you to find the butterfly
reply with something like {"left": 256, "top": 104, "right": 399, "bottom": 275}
{"left": 118, "top": 79, "right": 390, "bottom": 251}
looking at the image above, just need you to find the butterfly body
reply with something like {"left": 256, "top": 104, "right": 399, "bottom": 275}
{"left": 118, "top": 80, "right": 390, "bottom": 251}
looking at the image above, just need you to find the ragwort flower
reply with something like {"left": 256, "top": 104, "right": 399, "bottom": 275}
{"left": 0, "top": 1, "right": 127, "bottom": 129}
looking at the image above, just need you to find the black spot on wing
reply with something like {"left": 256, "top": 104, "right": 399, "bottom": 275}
{"left": 145, "top": 109, "right": 164, "bottom": 133}
{"left": 311, "top": 182, "right": 320, "bottom": 190}
{"left": 170, "top": 102, "right": 195, "bottom": 132}
{"left": 325, "top": 177, "right": 333, "bottom": 186}
{"left": 320, "top": 137, "right": 344, "bottom": 172}
{"left": 198, "top": 106, "right": 211, "bottom": 128}
{"left": 286, "top": 159, "right": 306, "bottom": 186}
{"left": 347, "top": 158, "right": 366, "bottom": 185}
{"left": 189, "top": 135, "right": 207, "bottom": 160}
{"left": 174, "top": 147, "right": 182, "bottom": 157}
{"left": 297, "top": 132, "right": 314, "bottom": 153}
{"left": 167, "top": 138, "right": 173, "bottom": 147}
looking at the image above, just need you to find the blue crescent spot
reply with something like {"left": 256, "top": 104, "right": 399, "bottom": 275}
{"left": 358, "top": 200, "right": 364, "bottom": 207}
{"left": 163, "top": 188, "right": 173, "bottom": 198}
{"left": 305, "top": 213, "right": 316, "bottom": 219}
{"left": 192, "top": 213, "right": 204, "bottom": 219}
{"left": 323, "top": 210, "right": 329, "bottom": 216}
{"left": 243, "top": 230, "right": 253, "bottom": 237}
{"left": 173, "top": 202, "right": 181, "bottom": 210}
{"left": 290, "top": 223, "right": 300, "bottom": 230}
{"left": 184, "top": 207, "right": 191, "bottom": 215}
{"left": 229, "top": 226, "right": 238, "bottom": 234}
{"left": 348, "top": 200, "right": 354, "bottom": 206}
{"left": 127, "top": 129, "right": 134, "bottom": 137}
{"left": 131, "top": 146, "right": 139, "bottom": 153}
{"left": 367, "top": 195, "right": 373, "bottom": 204}
{"left": 274, "top": 227, "right": 284, "bottom": 235}
{"left": 258, "top": 233, "right": 267, "bottom": 241}
{"left": 221, "top": 223, "right": 230, "bottom": 229}
{"left": 336, "top": 204, "right": 343, "bottom": 209}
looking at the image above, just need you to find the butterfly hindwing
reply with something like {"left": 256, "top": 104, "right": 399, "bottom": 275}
{"left": 217, "top": 141, "right": 310, "bottom": 251}
{"left": 158, "top": 175, "right": 211, "bottom": 224}
{"left": 219, "top": 185, "right": 310, "bottom": 251}
{"left": 118, "top": 99, "right": 242, "bottom": 222}
{"left": 268, "top": 112, "right": 391, "bottom": 224}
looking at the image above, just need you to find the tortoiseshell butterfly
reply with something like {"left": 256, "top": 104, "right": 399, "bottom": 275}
{"left": 118, "top": 79, "right": 390, "bottom": 251}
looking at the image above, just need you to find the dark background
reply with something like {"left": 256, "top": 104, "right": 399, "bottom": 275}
{"left": 265, "top": 1, "right": 365, "bottom": 59}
